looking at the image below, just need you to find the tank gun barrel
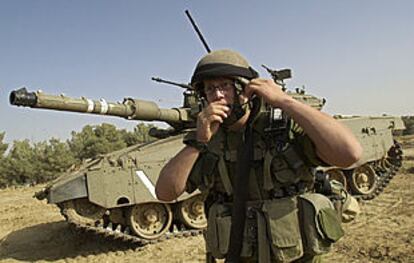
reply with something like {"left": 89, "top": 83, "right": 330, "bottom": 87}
{"left": 10, "top": 88, "right": 195, "bottom": 126}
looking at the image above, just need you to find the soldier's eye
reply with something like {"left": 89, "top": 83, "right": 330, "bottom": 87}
{"left": 204, "top": 82, "right": 234, "bottom": 95}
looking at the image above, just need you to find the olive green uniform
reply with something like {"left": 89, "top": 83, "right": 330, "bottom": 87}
{"left": 184, "top": 114, "right": 344, "bottom": 262}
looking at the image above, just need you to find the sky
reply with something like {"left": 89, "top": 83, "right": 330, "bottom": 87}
{"left": 1, "top": 0, "right": 413, "bottom": 143}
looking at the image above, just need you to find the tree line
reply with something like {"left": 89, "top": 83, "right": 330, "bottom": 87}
{"left": 0, "top": 123, "right": 156, "bottom": 188}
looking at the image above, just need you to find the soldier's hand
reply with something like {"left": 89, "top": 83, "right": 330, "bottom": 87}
{"left": 244, "top": 78, "right": 292, "bottom": 108}
{"left": 196, "top": 102, "right": 230, "bottom": 143}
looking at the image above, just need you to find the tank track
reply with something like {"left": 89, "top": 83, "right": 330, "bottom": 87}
{"left": 60, "top": 206, "right": 203, "bottom": 246}
{"left": 357, "top": 141, "right": 403, "bottom": 201}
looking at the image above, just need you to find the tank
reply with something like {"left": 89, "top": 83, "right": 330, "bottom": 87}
{"left": 321, "top": 115, "right": 404, "bottom": 200}
{"left": 10, "top": 86, "right": 206, "bottom": 245}
{"left": 9, "top": 76, "right": 404, "bottom": 245}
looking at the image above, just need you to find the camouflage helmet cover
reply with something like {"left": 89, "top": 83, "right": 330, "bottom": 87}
{"left": 191, "top": 49, "right": 258, "bottom": 88}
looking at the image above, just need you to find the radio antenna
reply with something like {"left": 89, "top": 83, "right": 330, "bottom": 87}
{"left": 185, "top": 10, "right": 211, "bottom": 53}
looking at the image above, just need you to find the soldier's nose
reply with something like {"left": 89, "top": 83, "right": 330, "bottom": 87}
{"left": 212, "top": 89, "right": 225, "bottom": 99}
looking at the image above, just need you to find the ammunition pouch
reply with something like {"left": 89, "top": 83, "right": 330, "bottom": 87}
{"left": 206, "top": 193, "right": 344, "bottom": 262}
{"left": 205, "top": 193, "right": 344, "bottom": 262}
{"left": 298, "top": 193, "right": 344, "bottom": 256}
{"left": 262, "top": 196, "right": 303, "bottom": 262}
{"left": 261, "top": 194, "right": 344, "bottom": 262}
{"left": 205, "top": 202, "right": 254, "bottom": 259}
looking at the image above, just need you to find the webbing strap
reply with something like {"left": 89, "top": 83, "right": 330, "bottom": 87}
{"left": 224, "top": 150, "right": 238, "bottom": 162}
{"left": 218, "top": 156, "right": 233, "bottom": 195}
{"left": 257, "top": 211, "right": 271, "bottom": 263}
{"left": 226, "top": 97, "right": 260, "bottom": 263}
{"left": 225, "top": 132, "right": 253, "bottom": 263}
{"left": 263, "top": 150, "right": 274, "bottom": 191}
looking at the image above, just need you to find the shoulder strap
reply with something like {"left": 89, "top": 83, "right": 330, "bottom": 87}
{"left": 226, "top": 97, "right": 261, "bottom": 262}
{"left": 217, "top": 156, "right": 233, "bottom": 195}
{"left": 263, "top": 150, "right": 275, "bottom": 191}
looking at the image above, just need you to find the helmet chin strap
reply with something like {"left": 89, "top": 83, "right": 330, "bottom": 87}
{"left": 222, "top": 79, "right": 249, "bottom": 127}
{"left": 222, "top": 102, "right": 249, "bottom": 127}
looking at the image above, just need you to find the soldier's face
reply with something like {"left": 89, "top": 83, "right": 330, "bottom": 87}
{"left": 203, "top": 78, "right": 236, "bottom": 105}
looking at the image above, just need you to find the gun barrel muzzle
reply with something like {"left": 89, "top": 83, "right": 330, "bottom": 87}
{"left": 9, "top": 88, "right": 38, "bottom": 107}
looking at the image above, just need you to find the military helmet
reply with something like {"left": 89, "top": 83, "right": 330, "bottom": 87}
{"left": 191, "top": 49, "right": 258, "bottom": 126}
{"left": 191, "top": 49, "right": 258, "bottom": 89}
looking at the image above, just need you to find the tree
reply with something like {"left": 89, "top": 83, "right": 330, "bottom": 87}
{"left": 0, "top": 132, "right": 8, "bottom": 157}
{"left": 1, "top": 139, "right": 37, "bottom": 186}
{"left": 402, "top": 116, "right": 414, "bottom": 135}
{"left": 0, "top": 132, "right": 9, "bottom": 187}
{"left": 68, "top": 123, "right": 127, "bottom": 160}
{"left": 33, "top": 138, "right": 76, "bottom": 183}
{"left": 0, "top": 138, "right": 77, "bottom": 187}
{"left": 121, "top": 123, "right": 156, "bottom": 146}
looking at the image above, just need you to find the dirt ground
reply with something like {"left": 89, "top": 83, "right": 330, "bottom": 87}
{"left": 0, "top": 136, "right": 413, "bottom": 263}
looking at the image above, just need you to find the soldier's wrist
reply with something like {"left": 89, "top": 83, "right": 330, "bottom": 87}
{"left": 195, "top": 131, "right": 210, "bottom": 144}
{"left": 183, "top": 139, "right": 208, "bottom": 152}
{"left": 273, "top": 95, "right": 295, "bottom": 111}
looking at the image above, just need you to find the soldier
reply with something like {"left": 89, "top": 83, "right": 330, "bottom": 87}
{"left": 155, "top": 49, "right": 362, "bottom": 262}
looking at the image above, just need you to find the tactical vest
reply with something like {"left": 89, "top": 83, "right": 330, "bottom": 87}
{"left": 188, "top": 111, "right": 318, "bottom": 200}
{"left": 185, "top": 111, "right": 344, "bottom": 262}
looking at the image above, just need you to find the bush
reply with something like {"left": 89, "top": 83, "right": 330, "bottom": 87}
{"left": 402, "top": 116, "right": 414, "bottom": 135}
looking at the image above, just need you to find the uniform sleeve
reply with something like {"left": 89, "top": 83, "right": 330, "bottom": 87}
{"left": 186, "top": 158, "right": 202, "bottom": 193}
{"left": 183, "top": 131, "right": 219, "bottom": 193}
{"left": 290, "top": 121, "right": 327, "bottom": 167}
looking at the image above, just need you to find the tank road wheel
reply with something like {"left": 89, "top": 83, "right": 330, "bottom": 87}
{"left": 326, "top": 169, "right": 347, "bottom": 190}
{"left": 176, "top": 195, "right": 207, "bottom": 229}
{"left": 62, "top": 198, "right": 105, "bottom": 226}
{"left": 128, "top": 203, "right": 172, "bottom": 240}
{"left": 350, "top": 164, "right": 377, "bottom": 195}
